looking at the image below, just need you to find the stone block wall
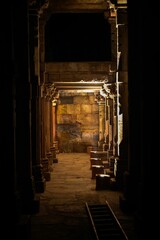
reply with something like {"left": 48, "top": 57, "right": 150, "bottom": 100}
{"left": 57, "top": 93, "right": 99, "bottom": 152}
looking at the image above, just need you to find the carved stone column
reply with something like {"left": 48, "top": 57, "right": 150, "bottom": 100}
{"left": 109, "top": 96, "right": 114, "bottom": 154}
{"left": 45, "top": 90, "right": 53, "bottom": 169}
{"left": 106, "top": 96, "right": 112, "bottom": 151}
{"left": 52, "top": 101, "right": 57, "bottom": 141}
{"left": 105, "top": 5, "right": 117, "bottom": 62}
{"left": 50, "top": 99, "right": 58, "bottom": 162}
{"left": 41, "top": 89, "right": 51, "bottom": 181}
{"left": 29, "top": 6, "right": 46, "bottom": 193}
{"left": 98, "top": 101, "right": 105, "bottom": 149}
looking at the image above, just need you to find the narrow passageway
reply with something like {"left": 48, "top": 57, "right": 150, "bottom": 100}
{"left": 31, "top": 153, "right": 136, "bottom": 240}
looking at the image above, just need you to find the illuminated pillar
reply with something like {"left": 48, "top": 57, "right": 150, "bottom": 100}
{"left": 98, "top": 101, "right": 105, "bottom": 147}
{"left": 50, "top": 99, "right": 59, "bottom": 162}
{"left": 41, "top": 91, "right": 52, "bottom": 181}
{"left": 46, "top": 97, "right": 54, "bottom": 172}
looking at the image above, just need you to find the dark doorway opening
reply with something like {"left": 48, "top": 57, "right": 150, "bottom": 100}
{"left": 45, "top": 12, "right": 111, "bottom": 62}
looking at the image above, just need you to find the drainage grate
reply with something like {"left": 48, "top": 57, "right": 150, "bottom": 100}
{"left": 85, "top": 201, "right": 128, "bottom": 240}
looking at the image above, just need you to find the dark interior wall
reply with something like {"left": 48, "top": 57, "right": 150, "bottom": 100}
{"left": 45, "top": 12, "right": 111, "bottom": 62}
{"left": 56, "top": 93, "right": 99, "bottom": 152}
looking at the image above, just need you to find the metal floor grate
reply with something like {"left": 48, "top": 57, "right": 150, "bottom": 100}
{"left": 85, "top": 201, "right": 128, "bottom": 240}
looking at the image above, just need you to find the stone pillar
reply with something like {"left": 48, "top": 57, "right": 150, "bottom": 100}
{"left": 49, "top": 97, "right": 58, "bottom": 164}
{"left": 52, "top": 102, "right": 56, "bottom": 141}
{"left": 98, "top": 101, "right": 105, "bottom": 148}
{"left": 109, "top": 97, "right": 114, "bottom": 154}
{"left": 112, "top": 8, "right": 129, "bottom": 192}
{"left": 47, "top": 98, "right": 54, "bottom": 171}
{"left": 28, "top": 8, "right": 46, "bottom": 193}
{"left": 2, "top": 1, "right": 19, "bottom": 228}
{"left": 13, "top": 2, "right": 36, "bottom": 214}
{"left": 98, "top": 86, "right": 114, "bottom": 154}
{"left": 107, "top": 11, "right": 117, "bottom": 62}
{"left": 118, "top": 22, "right": 129, "bottom": 165}
{"left": 127, "top": 2, "right": 159, "bottom": 237}
{"left": 106, "top": 96, "right": 112, "bottom": 151}
{"left": 113, "top": 94, "right": 117, "bottom": 156}
{"left": 45, "top": 97, "right": 52, "bottom": 149}
{"left": 41, "top": 93, "right": 51, "bottom": 181}
{"left": 50, "top": 100, "right": 59, "bottom": 162}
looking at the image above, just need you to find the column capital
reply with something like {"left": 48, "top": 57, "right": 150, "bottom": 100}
{"left": 29, "top": 0, "right": 49, "bottom": 15}
{"left": 43, "top": 84, "right": 59, "bottom": 102}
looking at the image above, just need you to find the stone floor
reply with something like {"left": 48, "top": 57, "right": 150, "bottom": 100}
{"left": 31, "top": 153, "right": 138, "bottom": 240}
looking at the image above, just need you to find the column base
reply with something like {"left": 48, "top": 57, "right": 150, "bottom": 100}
{"left": 96, "top": 174, "right": 111, "bottom": 190}
{"left": 50, "top": 146, "right": 58, "bottom": 163}
{"left": 41, "top": 157, "right": 51, "bottom": 181}
{"left": 15, "top": 215, "right": 31, "bottom": 240}
{"left": 44, "top": 172, "right": 51, "bottom": 181}
{"left": 22, "top": 194, "right": 40, "bottom": 214}
{"left": 110, "top": 177, "right": 117, "bottom": 190}
{"left": 46, "top": 152, "right": 53, "bottom": 172}
{"left": 53, "top": 157, "right": 58, "bottom": 163}
{"left": 35, "top": 179, "right": 46, "bottom": 193}
{"left": 32, "top": 164, "right": 46, "bottom": 193}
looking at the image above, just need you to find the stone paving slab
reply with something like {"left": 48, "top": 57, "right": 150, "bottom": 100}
{"left": 31, "top": 153, "right": 137, "bottom": 240}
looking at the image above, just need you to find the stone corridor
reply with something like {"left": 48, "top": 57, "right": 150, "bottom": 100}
{"left": 31, "top": 153, "right": 137, "bottom": 240}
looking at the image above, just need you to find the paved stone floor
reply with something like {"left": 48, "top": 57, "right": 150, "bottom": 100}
{"left": 31, "top": 153, "right": 138, "bottom": 240}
